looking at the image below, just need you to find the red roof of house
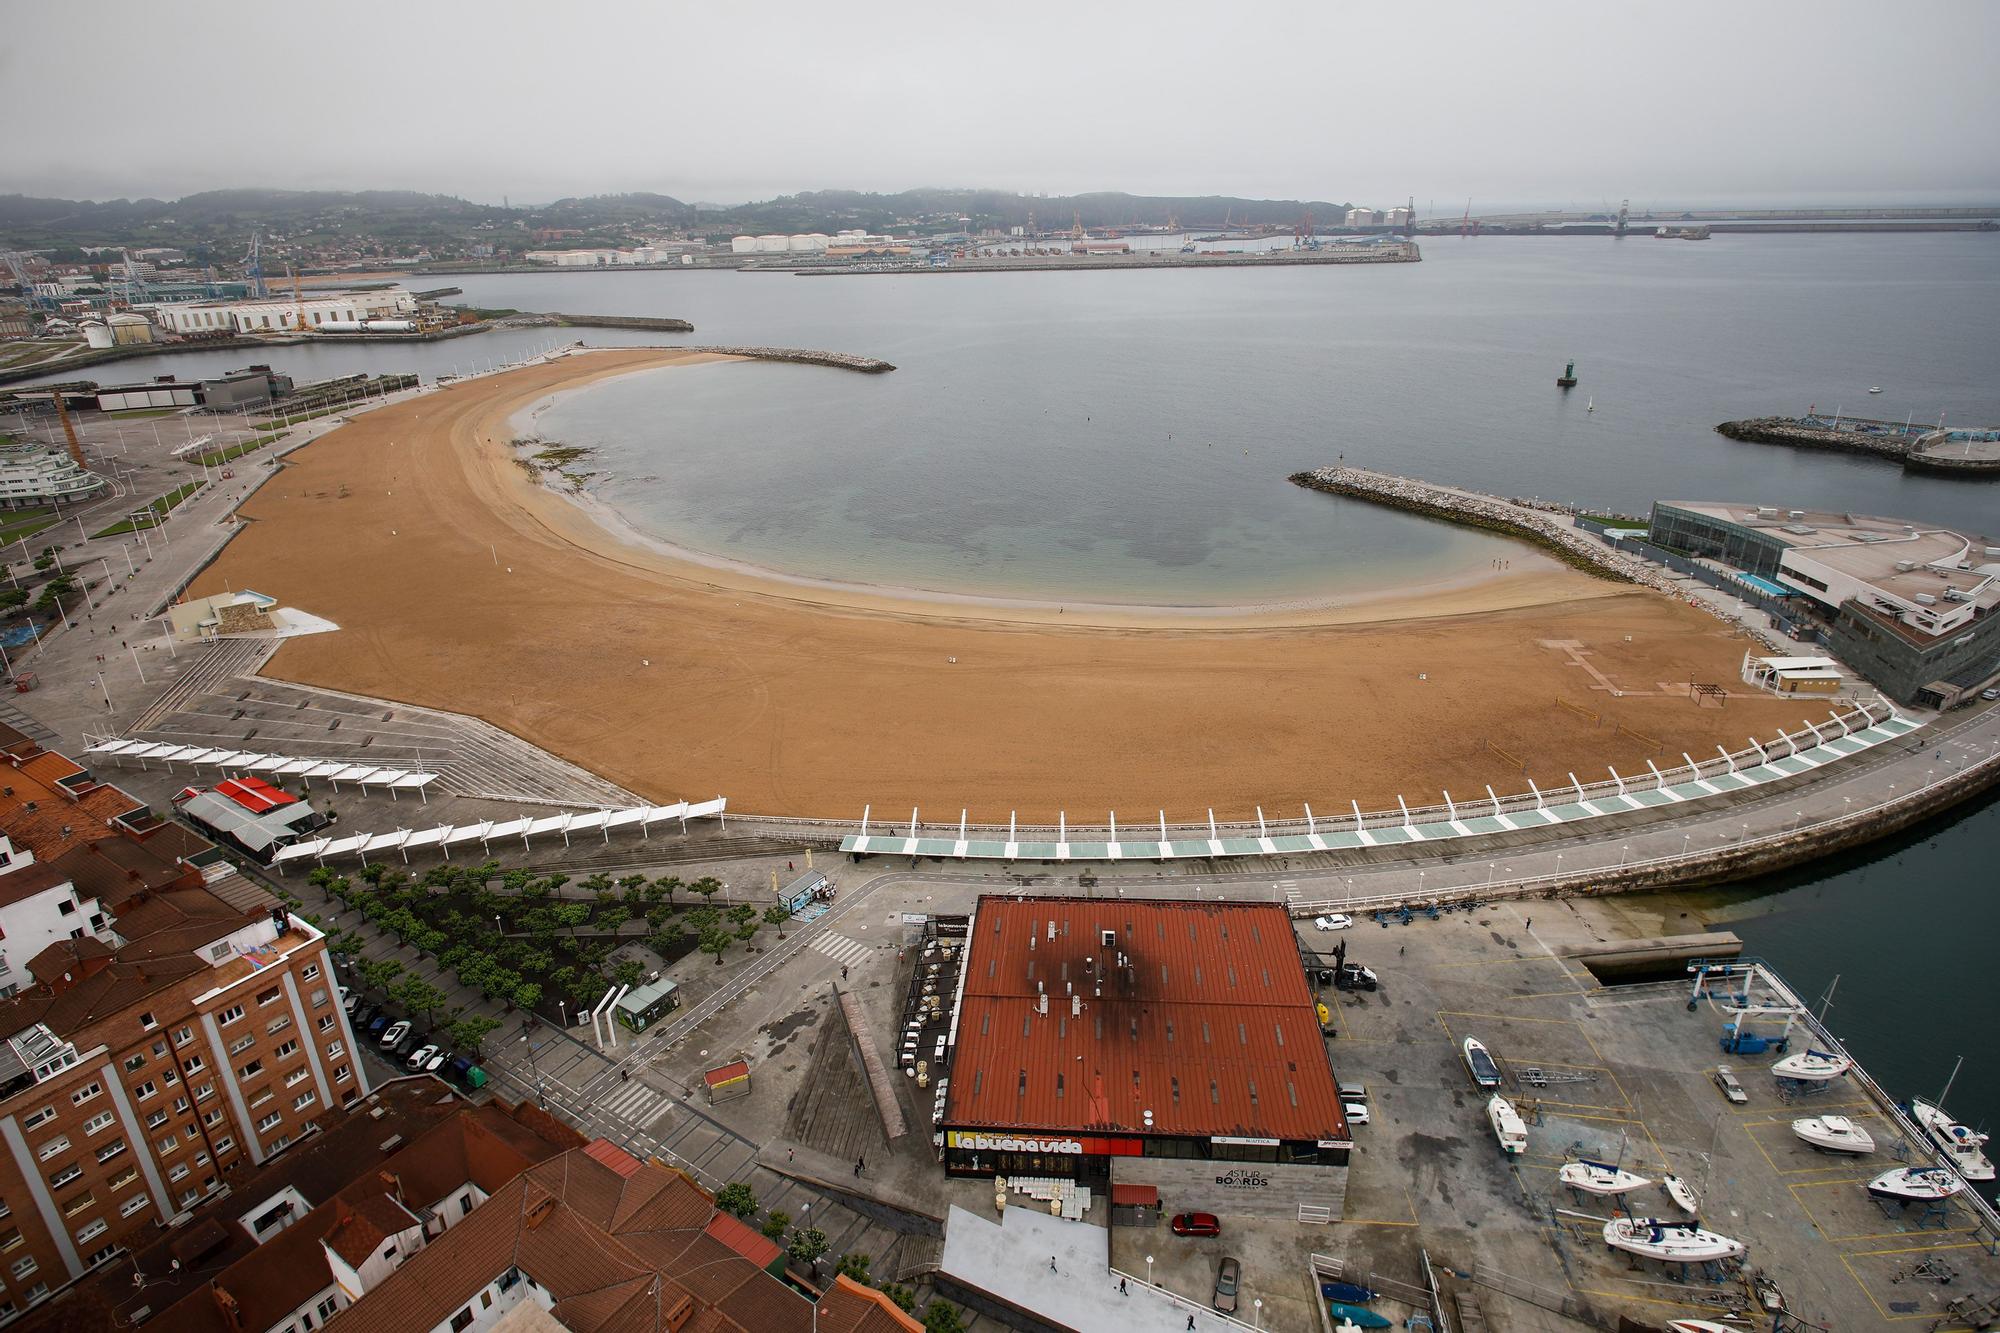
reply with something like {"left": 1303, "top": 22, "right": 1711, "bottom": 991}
{"left": 216, "top": 776, "right": 297, "bottom": 814}
{"left": 1109, "top": 1183, "right": 1159, "bottom": 1206}
{"left": 583, "top": 1138, "right": 643, "bottom": 1179}
{"left": 703, "top": 1211, "right": 782, "bottom": 1269}
{"left": 703, "top": 1060, "right": 750, "bottom": 1089}
{"left": 944, "top": 896, "right": 1349, "bottom": 1144}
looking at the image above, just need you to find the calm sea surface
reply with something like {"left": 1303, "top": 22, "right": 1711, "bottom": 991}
{"left": 29, "top": 235, "right": 2000, "bottom": 1136}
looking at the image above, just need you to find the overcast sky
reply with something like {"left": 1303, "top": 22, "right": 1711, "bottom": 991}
{"left": 7, "top": 0, "right": 1997, "bottom": 209}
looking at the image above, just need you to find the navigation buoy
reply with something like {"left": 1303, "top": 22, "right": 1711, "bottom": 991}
{"left": 1557, "top": 360, "right": 1579, "bottom": 389}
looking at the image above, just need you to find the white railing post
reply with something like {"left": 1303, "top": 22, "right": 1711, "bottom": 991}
{"left": 1443, "top": 791, "right": 1457, "bottom": 821}
{"left": 1749, "top": 737, "right": 1767, "bottom": 764}
{"left": 1608, "top": 766, "right": 1627, "bottom": 796}
{"left": 859, "top": 804, "right": 871, "bottom": 838}
{"left": 1351, "top": 800, "right": 1364, "bottom": 832}
{"left": 908, "top": 807, "right": 919, "bottom": 839}
{"left": 959, "top": 809, "right": 967, "bottom": 843}
{"left": 1255, "top": 806, "right": 1267, "bottom": 839}
{"left": 1682, "top": 753, "right": 1698, "bottom": 782}
{"left": 1569, "top": 772, "right": 1585, "bottom": 802}
{"left": 1304, "top": 803, "right": 1316, "bottom": 837}
{"left": 1487, "top": 785, "right": 1502, "bottom": 816}
{"left": 1208, "top": 809, "right": 1219, "bottom": 842}
{"left": 1646, "top": 759, "right": 1666, "bottom": 790}
{"left": 1528, "top": 779, "right": 1543, "bottom": 810}
{"left": 1830, "top": 709, "right": 1851, "bottom": 738}
{"left": 1718, "top": 744, "right": 1735, "bottom": 774}
{"left": 1397, "top": 796, "right": 1412, "bottom": 830}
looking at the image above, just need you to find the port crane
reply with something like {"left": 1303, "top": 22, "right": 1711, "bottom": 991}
{"left": 1459, "top": 199, "right": 1475, "bottom": 238}
{"left": 242, "top": 231, "right": 267, "bottom": 298}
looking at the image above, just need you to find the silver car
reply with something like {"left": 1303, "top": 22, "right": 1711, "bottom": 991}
{"left": 1713, "top": 1065, "right": 1749, "bottom": 1104}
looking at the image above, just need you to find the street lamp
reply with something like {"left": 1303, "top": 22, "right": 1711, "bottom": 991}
{"left": 1253, "top": 1297, "right": 1263, "bottom": 1329}
{"left": 1145, "top": 1255, "right": 1154, "bottom": 1285}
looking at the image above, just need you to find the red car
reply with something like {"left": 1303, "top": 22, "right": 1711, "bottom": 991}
{"left": 1170, "top": 1212, "right": 1220, "bottom": 1237}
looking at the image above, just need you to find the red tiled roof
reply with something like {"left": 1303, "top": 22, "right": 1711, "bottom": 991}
{"left": 945, "top": 896, "right": 1349, "bottom": 1142}
{"left": 815, "top": 1275, "right": 925, "bottom": 1333}
{"left": 325, "top": 1193, "right": 418, "bottom": 1266}
{"left": 702, "top": 1211, "right": 781, "bottom": 1268}
{"left": 585, "top": 1138, "right": 643, "bottom": 1178}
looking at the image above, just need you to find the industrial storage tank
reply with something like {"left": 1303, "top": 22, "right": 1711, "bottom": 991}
{"left": 316, "top": 320, "right": 367, "bottom": 333}
{"left": 108, "top": 312, "right": 156, "bottom": 344}
{"left": 361, "top": 319, "right": 414, "bottom": 333}
{"left": 757, "top": 234, "right": 789, "bottom": 252}
{"left": 730, "top": 235, "right": 759, "bottom": 254}
{"left": 80, "top": 319, "right": 115, "bottom": 349}
{"left": 787, "top": 234, "right": 816, "bottom": 251}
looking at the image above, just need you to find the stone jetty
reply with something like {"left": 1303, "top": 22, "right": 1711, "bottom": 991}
{"left": 688, "top": 346, "right": 896, "bottom": 373}
{"left": 1289, "top": 466, "right": 1676, "bottom": 589}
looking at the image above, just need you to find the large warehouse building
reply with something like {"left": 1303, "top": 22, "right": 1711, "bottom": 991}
{"left": 1651, "top": 501, "right": 2000, "bottom": 706}
{"left": 938, "top": 896, "right": 1351, "bottom": 1220}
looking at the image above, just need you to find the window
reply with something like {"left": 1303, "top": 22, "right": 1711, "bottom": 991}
{"left": 327, "top": 1040, "right": 344, "bottom": 1058}
{"left": 145, "top": 1109, "right": 168, "bottom": 1130}
{"left": 85, "top": 1242, "right": 117, "bottom": 1268}
{"left": 256, "top": 1112, "right": 282, "bottom": 1132}
{"left": 123, "top": 1054, "right": 147, "bottom": 1073}
{"left": 57, "top": 900, "right": 74, "bottom": 916}
{"left": 35, "top": 1136, "right": 70, "bottom": 1161}
{"left": 285, "top": 1068, "right": 310, "bottom": 1088}
{"left": 0, "top": 1229, "right": 20, "bottom": 1252}
{"left": 151, "top": 1040, "right": 167, "bottom": 1059}
{"left": 23, "top": 1283, "right": 46, "bottom": 1304}
{"left": 267, "top": 1015, "right": 292, "bottom": 1035}
{"left": 74, "top": 1219, "right": 106, "bottom": 1245}
{"left": 134, "top": 1080, "right": 157, "bottom": 1100}
{"left": 168, "top": 1163, "right": 190, "bottom": 1183}
{"left": 61, "top": 1190, "right": 93, "bottom": 1217}
{"left": 317, "top": 1015, "right": 335, "bottom": 1033}
{"left": 184, "top": 1125, "right": 200, "bottom": 1142}
{"left": 158, "top": 1136, "right": 180, "bottom": 1157}
{"left": 94, "top": 1140, "right": 126, "bottom": 1165}
{"left": 139, "top": 1011, "right": 157, "bottom": 1029}
{"left": 84, "top": 1111, "right": 114, "bottom": 1135}
{"left": 48, "top": 1164, "right": 80, "bottom": 1190}
{"left": 179, "top": 1188, "right": 199, "bottom": 1208}
{"left": 213, "top": 1136, "right": 235, "bottom": 1156}
{"left": 120, "top": 1193, "right": 150, "bottom": 1218}
{"left": 209, "top": 943, "right": 232, "bottom": 962}
{"left": 108, "top": 1167, "right": 138, "bottom": 1191}
{"left": 174, "top": 1026, "right": 194, "bottom": 1047}
{"left": 9, "top": 1255, "right": 35, "bottom": 1281}
{"left": 451, "top": 1309, "right": 474, "bottom": 1333}
{"left": 460, "top": 1194, "right": 474, "bottom": 1218}
{"left": 217, "top": 1005, "right": 244, "bottom": 1027}
{"left": 183, "top": 1053, "right": 205, "bottom": 1073}
{"left": 239, "top": 1059, "right": 263, "bottom": 1079}
{"left": 302, "top": 963, "right": 320, "bottom": 982}
{"left": 70, "top": 1081, "right": 101, "bottom": 1105}
{"left": 21, "top": 1106, "right": 54, "bottom": 1131}
{"left": 498, "top": 1266, "right": 520, "bottom": 1293}
{"left": 292, "top": 1091, "right": 316, "bottom": 1111}
{"left": 202, "top": 1108, "right": 224, "bottom": 1127}
{"left": 229, "top": 1034, "right": 255, "bottom": 1056}
{"left": 274, "top": 1040, "right": 299, "bottom": 1060}
{"left": 172, "top": 1097, "right": 190, "bottom": 1114}
{"left": 195, "top": 1083, "right": 215, "bottom": 1103}
{"left": 333, "top": 1064, "right": 351, "bottom": 1084}
{"left": 317, "top": 1295, "right": 339, "bottom": 1320}
{"left": 257, "top": 986, "right": 280, "bottom": 1008}
{"left": 249, "top": 1090, "right": 274, "bottom": 1109}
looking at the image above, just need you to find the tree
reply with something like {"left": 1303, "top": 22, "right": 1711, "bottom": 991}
{"left": 449, "top": 1014, "right": 502, "bottom": 1055}
{"left": 921, "top": 1301, "right": 967, "bottom": 1333}
{"left": 612, "top": 959, "right": 644, "bottom": 989}
{"left": 512, "top": 981, "right": 542, "bottom": 1013}
{"left": 835, "top": 1253, "right": 872, "bottom": 1285}
{"left": 391, "top": 976, "right": 449, "bottom": 1027}
{"left": 786, "top": 1226, "right": 829, "bottom": 1276}
{"left": 698, "top": 925, "right": 731, "bottom": 966}
{"left": 760, "top": 1209, "right": 790, "bottom": 1240}
{"left": 762, "top": 906, "right": 790, "bottom": 939}
{"left": 557, "top": 901, "right": 592, "bottom": 940}
{"left": 715, "top": 1182, "right": 757, "bottom": 1219}
{"left": 356, "top": 958, "right": 404, "bottom": 992}
{"left": 0, "top": 587, "right": 24, "bottom": 611}
{"left": 652, "top": 875, "right": 681, "bottom": 906}
{"left": 881, "top": 1284, "right": 916, "bottom": 1313}
{"left": 687, "top": 876, "right": 722, "bottom": 907}
{"left": 734, "top": 922, "right": 758, "bottom": 945}
{"left": 726, "top": 903, "right": 756, "bottom": 927}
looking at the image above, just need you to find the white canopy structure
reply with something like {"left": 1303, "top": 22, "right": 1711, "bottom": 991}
{"left": 82, "top": 738, "right": 439, "bottom": 801}
{"left": 270, "top": 797, "right": 728, "bottom": 867}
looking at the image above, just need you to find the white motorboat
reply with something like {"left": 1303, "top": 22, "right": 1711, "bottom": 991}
{"left": 1910, "top": 1098, "right": 1996, "bottom": 1181}
{"left": 1866, "top": 1165, "right": 1966, "bottom": 1203}
{"left": 1603, "top": 1217, "right": 1745, "bottom": 1264}
{"left": 1771, "top": 1048, "right": 1852, "bottom": 1082}
{"left": 1462, "top": 1036, "right": 1502, "bottom": 1089}
{"left": 1667, "top": 1321, "right": 1739, "bottom": 1333}
{"left": 1560, "top": 1159, "right": 1652, "bottom": 1196}
{"left": 1661, "top": 1173, "right": 1700, "bottom": 1213}
{"left": 1792, "top": 1115, "right": 1875, "bottom": 1155}
{"left": 1868, "top": 386, "right": 1883, "bottom": 394}
{"left": 1487, "top": 1095, "right": 1527, "bottom": 1156}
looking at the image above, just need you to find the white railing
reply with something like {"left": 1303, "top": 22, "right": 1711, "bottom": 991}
{"left": 1285, "top": 736, "right": 1999, "bottom": 918}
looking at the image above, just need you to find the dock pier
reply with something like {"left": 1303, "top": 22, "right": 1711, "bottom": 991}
{"left": 1718, "top": 414, "right": 2000, "bottom": 476}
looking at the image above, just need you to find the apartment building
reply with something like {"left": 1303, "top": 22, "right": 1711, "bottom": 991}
{"left": 0, "top": 895, "right": 367, "bottom": 1324}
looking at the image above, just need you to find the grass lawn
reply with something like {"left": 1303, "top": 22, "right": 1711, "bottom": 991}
{"left": 250, "top": 402, "right": 363, "bottom": 430}
{"left": 0, "top": 511, "right": 59, "bottom": 546}
{"left": 196, "top": 433, "right": 283, "bottom": 466}
{"left": 93, "top": 482, "right": 204, "bottom": 537}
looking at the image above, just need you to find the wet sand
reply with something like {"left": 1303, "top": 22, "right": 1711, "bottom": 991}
{"left": 198, "top": 347, "right": 1829, "bottom": 818}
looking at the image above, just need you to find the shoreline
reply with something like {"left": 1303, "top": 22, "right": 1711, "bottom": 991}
{"left": 506, "top": 356, "right": 1584, "bottom": 629}
{"left": 203, "top": 347, "right": 1826, "bottom": 817}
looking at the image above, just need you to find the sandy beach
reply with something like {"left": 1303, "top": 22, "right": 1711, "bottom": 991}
{"left": 198, "top": 347, "right": 1830, "bottom": 819}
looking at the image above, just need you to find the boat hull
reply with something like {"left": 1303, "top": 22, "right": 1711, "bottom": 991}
{"left": 1319, "top": 1282, "right": 1375, "bottom": 1304}
{"left": 1911, "top": 1099, "right": 1997, "bottom": 1180}
{"left": 1463, "top": 1038, "right": 1501, "bottom": 1088}
{"left": 1662, "top": 1175, "right": 1699, "bottom": 1212}
{"left": 1327, "top": 1304, "right": 1391, "bottom": 1328}
{"left": 1561, "top": 1161, "right": 1651, "bottom": 1195}
{"left": 1867, "top": 1167, "right": 1965, "bottom": 1202}
{"left": 1603, "top": 1218, "right": 1746, "bottom": 1264}
{"left": 1792, "top": 1117, "right": 1875, "bottom": 1155}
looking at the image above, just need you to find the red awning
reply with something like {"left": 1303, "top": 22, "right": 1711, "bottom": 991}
{"left": 702, "top": 1060, "right": 750, "bottom": 1089}
{"left": 216, "top": 776, "right": 297, "bottom": 814}
{"left": 1110, "top": 1184, "right": 1160, "bottom": 1206}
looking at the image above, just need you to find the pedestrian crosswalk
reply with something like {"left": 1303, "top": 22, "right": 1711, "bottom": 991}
{"left": 809, "top": 932, "right": 874, "bottom": 970}
{"left": 594, "top": 1079, "right": 674, "bottom": 1127}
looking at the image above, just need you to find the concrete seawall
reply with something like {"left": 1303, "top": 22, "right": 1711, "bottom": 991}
{"left": 1719, "top": 416, "right": 2000, "bottom": 476}
{"left": 1288, "top": 466, "right": 1658, "bottom": 586}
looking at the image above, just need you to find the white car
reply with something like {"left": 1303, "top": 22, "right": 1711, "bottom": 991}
{"left": 379, "top": 1020, "right": 411, "bottom": 1048}
{"left": 1313, "top": 914, "right": 1353, "bottom": 931}
{"left": 406, "top": 1043, "right": 438, "bottom": 1071}
{"left": 1344, "top": 1102, "right": 1370, "bottom": 1126}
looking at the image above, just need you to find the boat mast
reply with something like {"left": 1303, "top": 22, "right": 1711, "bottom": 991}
{"left": 1939, "top": 1054, "right": 1964, "bottom": 1109}
{"left": 1816, "top": 974, "right": 1839, "bottom": 1025}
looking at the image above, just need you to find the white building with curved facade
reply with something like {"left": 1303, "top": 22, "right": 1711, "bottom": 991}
{"left": 0, "top": 444, "right": 106, "bottom": 509}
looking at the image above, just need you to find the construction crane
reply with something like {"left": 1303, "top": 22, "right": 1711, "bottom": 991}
{"left": 242, "top": 231, "right": 267, "bottom": 298}
{"left": 1459, "top": 199, "right": 1475, "bottom": 239}
{"left": 289, "top": 265, "right": 308, "bottom": 333}
{"left": 1070, "top": 211, "right": 1086, "bottom": 241}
